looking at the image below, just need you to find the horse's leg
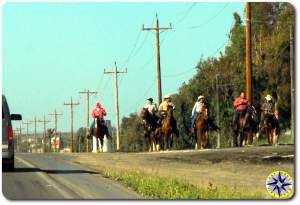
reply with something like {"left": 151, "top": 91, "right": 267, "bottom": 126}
{"left": 100, "top": 137, "right": 104, "bottom": 152}
{"left": 273, "top": 129, "right": 279, "bottom": 146}
{"left": 198, "top": 129, "right": 203, "bottom": 149}
{"left": 204, "top": 131, "right": 209, "bottom": 148}
{"left": 169, "top": 132, "right": 173, "bottom": 150}
{"left": 239, "top": 131, "right": 244, "bottom": 147}
{"left": 247, "top": 129, "right": 253, "bottom": 145}
{"left": 92, "top": 135, "right": 98, "bottom": 153}
{"left": 267, "top": 130, "right": 272, "bottom": 145}
{"left": 233, "top": 130, "right": 238, "bottom": 147}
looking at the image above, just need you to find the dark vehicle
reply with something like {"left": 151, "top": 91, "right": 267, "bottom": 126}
{"left": 2, "top": 95, "right": 22, "bottom": 171}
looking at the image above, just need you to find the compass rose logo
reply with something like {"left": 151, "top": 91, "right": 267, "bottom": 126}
{"left": 266, "top": 170, "right": 293, "bottom": 199}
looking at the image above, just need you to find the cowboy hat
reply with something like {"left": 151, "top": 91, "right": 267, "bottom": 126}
{"left": 198, "top": 95, "right": 205, "bottom": 100}
{"left": 265, "top": 94, "right": 272, "bottom": 101}
{"left": 164, "top": 94, "right": 171, "bottom": 99}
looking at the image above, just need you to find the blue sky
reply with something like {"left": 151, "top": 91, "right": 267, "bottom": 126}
{"left": 2, "top": 2, "right": 245, "bottom": 133}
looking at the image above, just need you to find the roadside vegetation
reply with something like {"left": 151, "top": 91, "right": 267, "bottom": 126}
{"left": 103, "top": 169, "right": 265, "bottom": 199}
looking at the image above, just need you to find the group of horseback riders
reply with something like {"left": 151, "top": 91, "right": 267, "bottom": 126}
{"left": 87, "top": 90, "right": 280, "bottom": 149}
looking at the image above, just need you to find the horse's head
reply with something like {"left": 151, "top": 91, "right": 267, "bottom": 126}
{"left": 201, "top": 104, "right": 208, "bottom": 118}
{"left": 166, "top": 105, "right": 174, "bottom": 115}
{"left": 141, "top": 108, "right": 149, "bottom": 119}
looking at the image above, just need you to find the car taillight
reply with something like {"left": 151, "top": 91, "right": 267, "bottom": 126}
{"left": 8, "top": 127, "right": 13, "bottom": 140}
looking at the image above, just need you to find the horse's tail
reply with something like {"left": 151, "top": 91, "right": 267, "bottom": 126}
{"left": 207, "top": 118, "right": 220, "bottom": 131}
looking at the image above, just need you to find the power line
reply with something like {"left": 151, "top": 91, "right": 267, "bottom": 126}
{"left": 186, "top": 3, "right": 230, "bottom": 30}
{"left": 173, "top": 2, "right": 197, "bottom": 27}
{"left": 124, "top": 78, "right": 156, "bottom": 114}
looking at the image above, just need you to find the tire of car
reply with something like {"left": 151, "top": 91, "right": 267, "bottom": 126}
{"left": 2, "top": 156, "right": 14, "bottom": 172}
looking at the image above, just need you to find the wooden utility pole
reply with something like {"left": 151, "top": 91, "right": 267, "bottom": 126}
{"left": 38, "top": 115, "right": 51, "bottom": 152}
{"left": 13, "top": 129, "right": 19, "bottom": 152}
{"left": 215, "top": 75, "right": 220, "bottom": 149}
{"left": 64, "top": 97, "right": 80, "bottom": 152}
{"left": 245, "top": 2, "right": 252, "bottom": 100}
{"left": 104, "top": 62, "right": 127, "bottom": 151}
{"left": 79, "top": 89, "right": 97, "bottom": 152}
{"left": 29, "top": 117, "right": 38, "bottom": 153}
{"left": 22, "top": 121, "right": 32, "bottom": 152}
{"left": 143, "top": 14, "right": 172, "bottom": 104}
{"left": 49, "top": 109, "right": 63, "bottom": 152}
{"left": 14, "top": 126, "right": 24, "bottom": 152}
{"left": 290, "top": 25, "right": 295, "bottom": 141}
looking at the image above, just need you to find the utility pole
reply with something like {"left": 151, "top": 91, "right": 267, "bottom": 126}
{"left": 13, "top": 128, "right": 23, "bottom": 152}
{"left": 64, "top": 97, "right": 80, "bottom": 152}
{"left": 104, "top": 62, "right": 127, "bottom": 151}
{"left": 79, "top": 89, "right": 97, "bottom": 152}
{"left": 245, "top": 2, "right": 252, "bottom": 100}
{"left": 13, "top": 129, "right": 19, "bottom": 152}
{"left": 29, "top": 117, "right": 38, "bottom": 153}
{"left": 49, "top": 109, "right": 63, "bottom": 152}
{"left": 143, "top": 14, "right": 172, "bottom": 104}
{"left": 38, "top": 115, "right": 51, "bottom": 153}
{"left": 22, "top": 121, "right": 32, "bottom": 152}
{"left": 216, "top": 75, "right": 220, "bottom": 149}
{"left": 290, "top": 25, "right": 295, "bottom": 141}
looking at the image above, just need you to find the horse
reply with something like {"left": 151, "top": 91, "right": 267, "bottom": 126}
{"left": 233, "top": 105, "right": 258, "bottom": 147}
{"left": 160, "top": 105, "right": 178, "bottom": 150}
{"left": 92, "top": 117, "right": 110, "bottom": 153}
{"left": 261, "top": 112, "right": 279, "bottom": 146}
{"left": 194, "top": 105, "right": 210, "bottom": 150}
{"left": 140, "top": 108, "right": 161, "bottom": 152}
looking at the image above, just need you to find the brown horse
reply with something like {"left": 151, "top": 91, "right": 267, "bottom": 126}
{"left": 140, "top": 108, "right": 161, "bottom": 152}
{"left": 261, "top": 112, "right": 279, "bottom": 146}
{"left": 160, "top": 105, "right": 177, "bottom": 150}
{"left": 233, "top": 105, "right": 258, "bottom": 147}
{"left": 92, "top": 117, "right": 110, "bottom": 152}
{"left": 194, "top": 105, "right": 209, "bottom": 149}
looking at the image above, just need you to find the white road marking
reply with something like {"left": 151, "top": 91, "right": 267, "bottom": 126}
{"left": 15, "top": 156, "right": 74, "bottom": 199}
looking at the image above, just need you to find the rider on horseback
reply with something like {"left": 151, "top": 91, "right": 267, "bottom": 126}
{"left": 158, "top": 94, "right": 179, "bottom": 136}
{"left": 143, "top": 97, "right": 159, "bottom": 122}
{"left": 233, "top": 91, "right": 250, "bottom": 130}
{"left": 89, "top": 102, "right": 107, "bottom": 137}
{"left": 191, "top": 96, "right": 205, "bottom": 129}
{"left": 144, "top": 98, "right": 158, "bottom": 115}
{"left": 191, "top": 95, "right": 219, "bottom": 132}
{"left": 259, "top": 94, "right": 279, "bottom": 133}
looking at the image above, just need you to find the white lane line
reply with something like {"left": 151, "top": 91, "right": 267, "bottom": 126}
{"left": 15, "top": 156, "right": 74, "bottom": 199}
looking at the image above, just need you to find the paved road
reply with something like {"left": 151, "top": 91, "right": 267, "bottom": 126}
{"left": 2, "top": 153, "right": 139, "bottom": 200}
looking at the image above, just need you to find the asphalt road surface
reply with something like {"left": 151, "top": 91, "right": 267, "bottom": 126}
{"left": 2, "top": 153, "right": 139, "bottom": 200}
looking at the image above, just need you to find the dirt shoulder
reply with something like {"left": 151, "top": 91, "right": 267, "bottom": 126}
{"left": 61, "top": 145, "right": 294, "bottom": 198}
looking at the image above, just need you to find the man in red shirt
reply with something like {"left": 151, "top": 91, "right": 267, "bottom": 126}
{"left": 89, "top": 102, "right": 107, "bottom": 136}
{"left": 233, "top": 91, "right": 250, "bottom": 130}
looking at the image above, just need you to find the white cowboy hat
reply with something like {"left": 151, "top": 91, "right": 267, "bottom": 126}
{"left": 198, "top": 95, "right": 205, "bottom": 100}
{"left": 164, "top": 94, "right": 171, "bottom": 99}
{"left": 265, "top": 94, "right": 272, "bottom": 101}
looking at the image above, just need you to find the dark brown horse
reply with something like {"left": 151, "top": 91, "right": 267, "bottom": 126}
{"left": 261, "top": 112, "right": 279, "bottom": 146}
{"left": 233, "top": 105, "right": 258, "bottom": 147}
{"left": 160, "top": 105, "right": 177, "bottom": 150}
{"left": 92, "top": 117, "right": 110, "bottom": 152}
{"left": 140, "top": 108, "right": 161, "bottom": 151}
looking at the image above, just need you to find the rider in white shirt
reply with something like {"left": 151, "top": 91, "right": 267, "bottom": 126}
{"left": 144, "top": 98, "right": 158, "bottom": 115}
{"left": 191, "top": 96, "right": 205, "bottom": 129}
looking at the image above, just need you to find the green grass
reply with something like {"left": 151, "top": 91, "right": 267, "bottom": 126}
{"left": 103, "top": 169, "right": 265, "bottom": 199}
